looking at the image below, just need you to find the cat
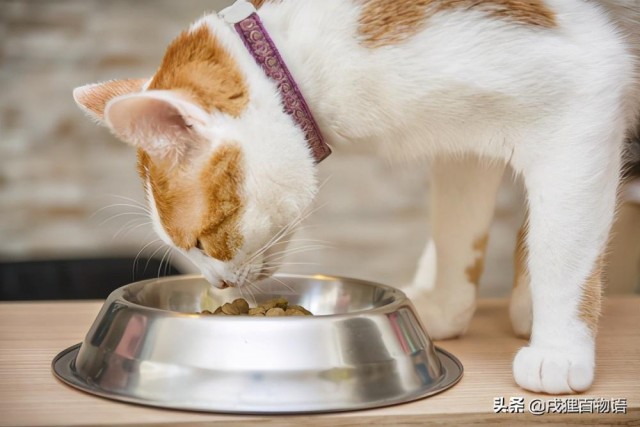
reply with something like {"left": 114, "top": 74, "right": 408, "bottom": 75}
{"left": 73, "top": 0, "right": 640, "bottom": 394}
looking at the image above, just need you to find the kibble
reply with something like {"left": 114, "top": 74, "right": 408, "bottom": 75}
{"left": 200, "top": 298, "right": 313, "bottom": 317}
{"left": 265, "top": 307, "right": 286, "bottom": 316}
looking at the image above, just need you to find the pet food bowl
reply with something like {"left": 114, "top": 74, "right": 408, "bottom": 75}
{"left": 52, "top": 274, "right": 462, "bottom": 413}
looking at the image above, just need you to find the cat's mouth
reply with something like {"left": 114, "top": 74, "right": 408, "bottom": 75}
{"left": 183, "top": 241, "right": 288, "bottom": 290}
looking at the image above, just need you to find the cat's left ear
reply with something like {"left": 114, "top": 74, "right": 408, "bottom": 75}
{"left": 73, "top": 78, "right": 149, "bottom": 123}
{"left": 103, "top": 90, "right": 211, "bottom": 164}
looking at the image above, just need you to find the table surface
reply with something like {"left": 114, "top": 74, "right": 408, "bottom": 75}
{"left": 1, "top": 297, "right": 638, "bottom": 426}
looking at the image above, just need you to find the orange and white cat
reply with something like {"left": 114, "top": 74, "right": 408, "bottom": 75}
{"left": 74, "top": 0, "right": 640, "bottom": 394}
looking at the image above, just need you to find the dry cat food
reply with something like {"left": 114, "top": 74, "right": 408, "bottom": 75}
{"left": 201, "top": 298, "right": 313, "bottom": 317}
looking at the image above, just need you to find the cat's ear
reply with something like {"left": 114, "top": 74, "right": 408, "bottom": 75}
{"left": 73, "top": 78, "right": 149, "bottom": 123}
{"left": 104, "top": 90, "right": 211, "bottom": 164}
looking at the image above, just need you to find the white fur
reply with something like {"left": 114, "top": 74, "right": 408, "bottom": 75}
{"left": 407, "top": 239, "right": 437, "bottom": 293}
{"left": 77, "top": 0, "right": 640, "bottom": 394}
{"left": 255, "top": 0, "right": 638, "bottom": 395}
{"left": 195, "top": 15, "right": 319, "bottom": 285}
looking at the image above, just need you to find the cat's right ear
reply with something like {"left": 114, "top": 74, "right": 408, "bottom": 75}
{"left": 73, "top": 78, "right": 149, "bottom": 124}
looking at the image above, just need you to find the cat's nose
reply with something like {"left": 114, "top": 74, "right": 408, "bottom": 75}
{"left": 220, "top": 280, "right": 231, "bottom": 289}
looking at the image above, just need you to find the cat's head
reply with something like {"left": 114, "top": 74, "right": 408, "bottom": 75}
{"left": 73, "top": 15, "right": 318, "bottom": 288}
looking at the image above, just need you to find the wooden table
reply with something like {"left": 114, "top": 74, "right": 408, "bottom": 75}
{"left": 1, "top": 297, "right": 638, "bottom": 426}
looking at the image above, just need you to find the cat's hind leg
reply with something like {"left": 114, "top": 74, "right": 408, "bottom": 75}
{"left": 509, "top": 218, "right": 533, "bottom": 338}
{"left": 406, "top": 156, "right": 505, "bottom": 340}
{"left": 511, "top": 121, "right": 621, "bottom": 394}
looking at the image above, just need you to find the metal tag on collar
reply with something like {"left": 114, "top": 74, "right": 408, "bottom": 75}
{"left": 219, "top": 0, "right": 256, "bottom": 24}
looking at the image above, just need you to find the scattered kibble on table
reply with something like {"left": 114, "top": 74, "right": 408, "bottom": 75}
{"left": 200, "top": 297, "right": 313, "bottom": 316}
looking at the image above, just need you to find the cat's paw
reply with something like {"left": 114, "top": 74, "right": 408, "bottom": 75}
{"left": 513, "top": 345, "right": 595, "bottom": 394}
{"left": 406, "top": 285, "right": 476, "bottom": 340}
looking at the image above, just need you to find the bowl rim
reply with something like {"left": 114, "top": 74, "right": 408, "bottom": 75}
{"left": 112, "top": 273, "right": 412, "bottom": 320}
{"left": 52, "top": 342, "right": 463, "bottom": 414}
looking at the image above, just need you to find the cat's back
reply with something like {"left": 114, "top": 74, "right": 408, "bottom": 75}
{"left": 592, "top": 0, "right": 640, "bottom": 75}
{"left": 591, "top": 0, "right": 640, "bottom": 139}
{"left": 594, "top": 0, "right": 640, "bottom": 36}
{"left": 264, "top": 0, "right": 640, "bottom": 144}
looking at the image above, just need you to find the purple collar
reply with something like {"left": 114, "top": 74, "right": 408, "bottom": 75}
{"left": 220, "top": 1, "right": 331, "bottom": 164}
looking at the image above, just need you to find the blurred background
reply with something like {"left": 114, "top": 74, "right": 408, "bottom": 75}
{"left": 1, "top": 0, "right": 638, "bottom": 300}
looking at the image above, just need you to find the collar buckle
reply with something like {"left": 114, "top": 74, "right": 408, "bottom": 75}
{"left": 218, "top": 0, "right": 256, "bottom": 24}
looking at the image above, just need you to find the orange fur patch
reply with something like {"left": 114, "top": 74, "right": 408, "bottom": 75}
{"left": 511, "top": 215, "right": 603, "bottom": 335}
{"left": 358, "top": 0, "right": 557, "bottom": 47}
{"left": 513, "top": 220, "right": 530, "bottom": 289}
{"left": 137, "top": 143, "right": 244, "bottom": 261}
{"left": 76, "top": 78, "right": 147, "bottom": 119}
{"left": 579, "top": 256, "right": 604, "bottom": 336}
{"left": 199, "top": 144, "right": 245, "bottom": 261}
{"left": 148, "top": 26, "right": 248, "bottom": 116}
{"left": 465, "top": 234, "right": 489, "bottom": 286}
{"left": 250, "top": 0, "right": 279, "bottom": 8}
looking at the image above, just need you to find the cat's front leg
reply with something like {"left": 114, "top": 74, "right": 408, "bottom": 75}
{"left": 405, "top": 156, "right": 505, "bottom": 339}
{"left": 512, "top": 131, "right": 620, "bottom": 394}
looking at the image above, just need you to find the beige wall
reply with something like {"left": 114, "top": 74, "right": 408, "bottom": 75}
{"left": 1, "top": 0, "right": 637, "bottom": 296}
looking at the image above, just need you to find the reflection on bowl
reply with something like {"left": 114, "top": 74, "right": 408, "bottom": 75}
{"left": 53, "top": 274, "right": 463, "bottom": 413}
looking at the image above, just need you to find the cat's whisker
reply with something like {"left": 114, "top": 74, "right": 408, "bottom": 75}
{"left": 258, "top": 249, "right": 329, "bottom": 273}
{"left": 246, "top": 238, "right": 331, "bottom": 263}
{"left": 242, "top": 281, "right": 259, "bottom": 307}
{"left": 260, "top": 244, "right": 330, "bottom": 263}
{"left": 111, "top": 218, "right": 143, "bottom": 239}
{"left": 279, "top": 223, "right": 323, "bottom": 233}
{"left": 242, "top": 244, "right": 312, "bottom": 267}
{"left": 268, "top": 275, "right": 297, "bottom": 295}
{"left": 238, "top": 285, "right": 245, "bottom": 300}
{"left": 157, "top": 247, "right": 172, "bottom": 279}
{"left": 117, "top": 221, "right": 153, "bottom": 239}
{"left": 164, "top": 252, "right": 174, "bottom": 276}
{"left": 90, "top": 203, "right": 150, "bottom": 220}
{"left": 257, "top": 261, "right": 321, "bottom": 272}
{"left": 240, "top": 265, "right": 266, "bottom": 291}
{"left": 241, "top": 203, "right": 328, "bottom": 270}
{"left": 160, "top": 254, "right": 168, "bottom": 278}
{"left": 269, "top": 260, "right": 322, "bottom": 266}
{"left": 260, "top": 202, "right": 326, "bottom": 251}
{"left": 99, "top": 211, "right": 150, "bottom": 227}
{"left": 317, "top": 174, "right": 333, "bottom": 192}
{"left": 244, "top": 275, "right": 265, "bottom": 300}
{"left": 269, "top": 203, "right": 328, "bottom": 245}
{"left": 257, "top": 255, "right": 326, "bottom": 276}
{"left": 239, "top": 274, "right": 259, "bottom": 307}
{"left": 144, "top": 243, "right": 168, "bottom": 274}
{"left": 112, "top": 218, "right": 151, "bottom": 240}
{"left": 116, "top": 216, "right": 147, "bottom": 228}
{"left": 264, "top": 238, "right": 333, "bottom": 246}
{"left": 243, "top": 217, "right": 302, "bottom": 265}
{"left": 106, "top": 194, "right": 150, "bottom": 210}
{"left": 133, "top": 239, "right": 161, "bottom": 278}
{"left": 246, "top": 278, "right": 265, "bottom": 294}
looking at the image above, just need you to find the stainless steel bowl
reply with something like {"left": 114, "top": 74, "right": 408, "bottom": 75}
{"left": 53, "top": 274, "right": 462, "bottom": 413}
